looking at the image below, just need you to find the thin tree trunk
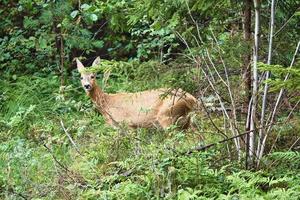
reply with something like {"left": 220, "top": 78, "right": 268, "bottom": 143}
{"left": 248, "top": 0, "right": 261, "bottom": 166}
{"left": 266, "top": 40, "right": 300, "bottom": 132}
{"left": 256, "top": 0, "right": 276, "bottom": 167}
{"left": 257, "top": 40, "right": 300, "bottom": 163}
{"left": 243, "top": 0, "right": 252, "bottom": 169}
{"left": 243, "top": 0, "right": 252, "bottom": 114}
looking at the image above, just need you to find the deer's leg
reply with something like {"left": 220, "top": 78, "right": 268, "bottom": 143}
{"left": 157, "top": 115, "right": 173, "bottom": 129}
{"left": 176, "top": 115, "right": 190, "bottom": 129}
{"left": 156, "top": 107, "right": 172, "bottom": 128}
{"left": 157, "top": 101, "right": 189, "bottom": 129}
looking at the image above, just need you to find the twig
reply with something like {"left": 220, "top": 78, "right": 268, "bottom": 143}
{"left": 185, "top": 130, "right": 252, "bottom": 155}
{"left": 289, "top": 137, "right": 300, "bottom": 151}
{"left": 286, "top": 99, "right": 300, "bottom": 120}
{"left": 43, "top": 144, "right": 71, "bottom": 173}
{"left": 266, "top": 40, "right": 300, "bottom": 133}
{"left": 60, "top": 119, "right": 82, "bottom": 155}
{"left": 273, "top": 7, "right": 300, "bottom": 37}
{"left": 197, "top": 94, "right": 228, "bottom": 139}
{"left": 183, "top": 122, "right": 278, "bottom": 165}
{"left": 268, "top": 99, "right": 300, "bottom": 154}
{"left": 183, "top": 0, "right": 242, "bottom": 158}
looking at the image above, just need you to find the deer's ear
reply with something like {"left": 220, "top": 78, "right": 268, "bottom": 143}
{"left": 76, "top": 58, "right": 85, "bottom": 71}
{"left": 92, "top": 56, "right": 101, "bottom": 66}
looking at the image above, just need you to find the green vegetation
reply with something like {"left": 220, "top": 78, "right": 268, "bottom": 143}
{"left": 1, "top": 0, "right": 300, "bottom": 199}
{"left": 1, "top": 73, "right": 300, "bottom": 199}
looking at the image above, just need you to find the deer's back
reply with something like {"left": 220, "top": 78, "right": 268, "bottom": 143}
{"left": 102, "top": 88, "right": 197, "bottom": 127}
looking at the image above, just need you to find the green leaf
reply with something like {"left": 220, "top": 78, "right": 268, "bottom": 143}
{"left": 81, "top": 3, "right": 91, "bottom": 10}
{"left": 38, "top": 37, "right": 47, "bottom": 49}
{"left": 89, "top": 14, "right": 98, "bottom": 22}
{"left": 93, "top": 40, "right": 104, "bottom": 48}
{"left": 178, "top": 189, "right": 192, "bottom": 200}
{"left": 70, "top": 10, "right": 79, "bottom": 18}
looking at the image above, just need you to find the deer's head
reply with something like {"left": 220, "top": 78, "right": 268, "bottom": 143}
{"left": 76, "top": 57, "right": 100, "bottom": 92}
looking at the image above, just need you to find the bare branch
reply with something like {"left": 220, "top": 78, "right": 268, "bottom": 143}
{"left": 60, "top": 119, "right": 82, "bottom": 155}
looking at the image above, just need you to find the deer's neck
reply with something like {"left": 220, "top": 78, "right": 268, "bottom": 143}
{"left": 88, "top": 84, "right": 108, "bottom": 113}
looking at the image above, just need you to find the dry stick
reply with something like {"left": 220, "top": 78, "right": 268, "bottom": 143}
{"left": 78, "top": 0, "right": 81, "bottom": 9}
{"left": 204, "top": 51, "right": 241, "bottom": 157}
{"left": 185, "top": 0, "right": 241, "bottom": 157}
{"left": 200, "top": 53, "right": 242, "bottom": 155}
{"left": 177, "top": 1, "right": 242, "bottom": 155}
{"left": 256, "top": 0, "right": 276, "bottom": 165}
{"left": 78, "top": 21, "right": 108, "bottom": 59}
{"left": 182, "top": 120, "right": 279, "bottom": 153}
{"left": 60, "top": 119, "right": 101, "bottom": 175}
{"left": 171, "top": 52, "right": 195, "bottom": 62}
{"left": 210, "top": 29, "right": 241, "bottom": 151}
{"left": 176, "top": 31, "right": 196, "bottom": 61}
{"left": 267, "top": 40, "right": 300, "bottom": 128}
{"left": 186, "top": 1, "right": 228, "bottom": 90}
{"left": 43, "top": 144, "right": 71, "bottom": 173}
{"left": 286, "top": 99, "right": 300, "bottom": 120}
{"left": 60, "top": 119, "right": 82, "bottom": 155}
{"left": 185, "top": 131, "right": 251, "bottom": 155}
{"left": 197, "top": 92, "right": 228, "bottom": 139}
{"left": 203, "top": 107, "right": 228, "bottom": 138}
{"left": 205, "top": 49, "right": 229, "bottom": 87}
{"left": 210, "top": 30, "right": 234, "bottom": 98}
{"left": 258, "top": 40, "right": 300, "bottom": 162}
{"left": 273, "top": 7, "right": 300, "bottom": 37}
{"left": 178, "top": 30, "right": 241, "bottom": 156}
{"left": 184, "top": 128, "right": 266, "bottom": 159}
{"left": 268, "top": 99, "right": 300, "bottom": 154}
{"left": 202, "top": 47, "right": 242, "bottom": 156}
{"left": 289, "top": 137, "right": 300, "bottom": 151}
{"left": 43, "top": 143, "right": 94, "bottom": 189}
{"left": 201, "top": 55, "right": 217, "bottom": 83}
{"left": 242, "top": 0, "right": 252, "bottom": 119}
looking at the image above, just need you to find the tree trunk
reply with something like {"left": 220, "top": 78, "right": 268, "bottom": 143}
{"left": 243, "top": 0, "right": 252, "bottom": 114}
{"left": 256, "top": 0, "right": 276, "bottom": 167}
{"left": 243, "top": 0, "right": 252, "bottom": 169}
{"left": 248, "top": 0, "right": 261, "bottom": 167}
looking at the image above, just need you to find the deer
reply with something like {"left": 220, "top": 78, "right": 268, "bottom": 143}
{"left": 76, "top": 57, "right": 198, "bottom": 129}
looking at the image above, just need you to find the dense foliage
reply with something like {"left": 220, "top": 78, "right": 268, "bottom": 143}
{"left": 1, "top": 0, "right": 300, "bottom": 199}
{"left": 1, "top": 74, "right": 300, "bottom": 199}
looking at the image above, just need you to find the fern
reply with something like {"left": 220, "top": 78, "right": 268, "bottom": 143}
{"left": 270, "top": 151, "right": 300, "bottom": 162}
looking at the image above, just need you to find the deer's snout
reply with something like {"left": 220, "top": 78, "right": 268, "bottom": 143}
{"left": 84, "top": 84, "right": 91, "bottom": 90}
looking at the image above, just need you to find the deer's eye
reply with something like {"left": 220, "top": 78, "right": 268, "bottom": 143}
{"left": 80, "top": 77, "right": 83, "bottom": 80}
{"left": 91, "top": 75, "right": 95, "bottom": 79}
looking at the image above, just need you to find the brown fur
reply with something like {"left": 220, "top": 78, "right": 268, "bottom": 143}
{"left": 77, "top": 57, "right": 198, "bottom": 129}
